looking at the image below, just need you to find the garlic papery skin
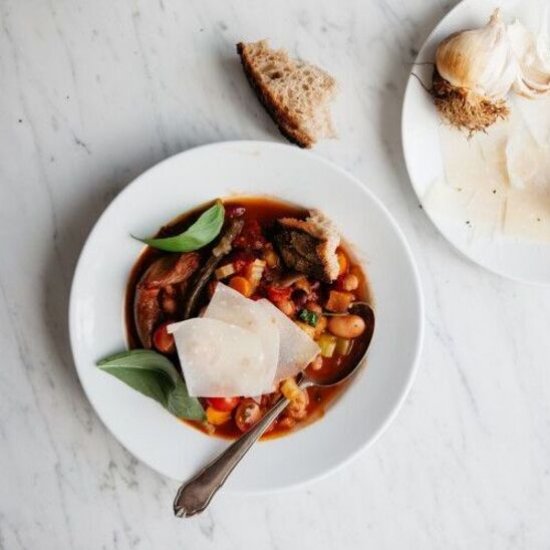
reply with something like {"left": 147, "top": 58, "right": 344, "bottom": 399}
{"left": 508, "top": 13, "right": 550, "bottom": 98}
{"left": 436, "top": 9, "right": 518, "bottom": 99}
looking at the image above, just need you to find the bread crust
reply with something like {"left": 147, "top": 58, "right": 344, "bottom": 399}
{"left": 237, "top": 42, "right": 314, "bottom": 148}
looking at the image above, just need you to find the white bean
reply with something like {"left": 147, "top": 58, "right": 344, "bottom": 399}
{"left": 328, "top": 314, "right": 365, "bottom": 338}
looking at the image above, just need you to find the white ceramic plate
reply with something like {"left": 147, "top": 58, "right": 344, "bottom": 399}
{"left": 69, "top": 141, "right": 423, "bottom": 492}
{"left": 402, "top": 0, "right": 550, "bottom": 284}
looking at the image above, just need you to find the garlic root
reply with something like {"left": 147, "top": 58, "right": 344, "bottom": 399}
{"left": 431, "top": 70, "right": 510, "bottom": 134}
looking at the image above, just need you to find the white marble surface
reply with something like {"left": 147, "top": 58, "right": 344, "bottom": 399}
{"left": 1, "top": 0, "right": 550, "bottom": 548}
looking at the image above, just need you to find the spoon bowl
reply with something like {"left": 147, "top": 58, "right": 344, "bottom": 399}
{"left": 304, "top": 302, "right": 375, "bottom": 388}
{"left": 173, "top": 303, "right": 376, "bottom": 517}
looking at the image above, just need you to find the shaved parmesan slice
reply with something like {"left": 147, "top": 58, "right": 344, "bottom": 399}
{"left": 205, "top": 284, "right": 279, "bottom": 392}
{"left": 167, "top": 284, "right": 319, "bottom": 399}
{"left": 257, "top": 299, "right": 320, "bottom": 383}
{"left": 168, "top": 318, "right": 266, "bottom": 397}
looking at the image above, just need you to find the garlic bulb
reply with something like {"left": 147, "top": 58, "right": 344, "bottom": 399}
{"left": 508, "top": 13, "right": 550, "bottom": 98}
{"left": 436, "top": 9, "right": 517, "bottom": 99}
{"left": 432, "top": 9, "right": 517, "bottom": 133}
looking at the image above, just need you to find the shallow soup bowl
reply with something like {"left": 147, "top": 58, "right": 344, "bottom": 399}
{"left": 69, "top": 140, "right": 424, "bottom": 492}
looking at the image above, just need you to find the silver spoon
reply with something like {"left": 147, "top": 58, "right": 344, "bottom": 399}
{"left": 173, "top": 303, "right": 375, "bottom": 517}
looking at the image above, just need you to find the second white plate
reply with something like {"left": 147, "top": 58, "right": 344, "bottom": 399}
{"left": 402, "top": 0, "right": 550, "bottom": 284}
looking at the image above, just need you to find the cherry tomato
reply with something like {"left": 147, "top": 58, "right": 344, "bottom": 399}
{"left": 234, "top": 398, "right": 262, "bottom": 432}
{"left": 152, "top": 322, "right": 175, "bottom": 354}
{"left": 266, "top": 285, "right": 292, "bottom": 303}
{"left": 206, "top": 397, "right": 241, "bottom": 412}
{"left": 266, "top": 286, "right": 295, "bottom": 317}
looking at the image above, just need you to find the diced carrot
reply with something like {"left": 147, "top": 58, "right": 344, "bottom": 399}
{"left": 337, "top": 250, "right": 348, "bottom": 275}
{"left": 325, "top": 290, "right": 353, "bottom": 313}
{"left": 206, "top": 406, "right": 231, "bottom": 425}
{"left": 229, "top": 276, "right": 253, "bottom": 297}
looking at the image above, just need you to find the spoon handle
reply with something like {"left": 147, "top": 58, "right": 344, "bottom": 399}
{"left": 173, "top": 395, "right": 290, "bottom": 517}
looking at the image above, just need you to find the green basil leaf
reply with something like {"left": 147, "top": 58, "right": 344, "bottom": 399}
{"left": 167, "top": 379, "right": 205, "bottom": 421}
{"left": 133, "top": 201, "right": 225, "bottom": 252}
{"left": 100, "top": 366, "right": 174, "bottom": 407}
{"left": 98, "top": 349, "right": 179, "bottom": 385}
{"left": 97, "top": 349, "right": 205, "bottom": 421}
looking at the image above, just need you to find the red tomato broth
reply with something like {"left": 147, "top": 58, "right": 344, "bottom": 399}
{"left": 125, "top": 196, "right": 373, "bottom": 440}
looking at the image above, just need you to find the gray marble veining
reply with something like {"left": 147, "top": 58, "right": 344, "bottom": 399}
{"left": 1, "top": 0, "right": 550, "bottom": 548}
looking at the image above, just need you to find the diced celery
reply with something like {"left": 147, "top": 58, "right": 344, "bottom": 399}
{"left": 280, "top": 378, "right": 301, "bottom": 401}
{"left": 215, "top": 263, "right": 236, "bottom": 280}
{"left": 295, "top": 321, "right": 316, "bottom": 340}
{"left": 249, "top": 259, "right": 266, "bottom": 284}
{"left": 335, "top": 337, "right": 352, "bottom": 356}
{"left": 318, "top": 333, "right": 337, "bottom": 358}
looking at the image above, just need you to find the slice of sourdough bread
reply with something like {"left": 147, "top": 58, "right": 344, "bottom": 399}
{"left": 237, "top": 40, "right": 337, "bottom": 148}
